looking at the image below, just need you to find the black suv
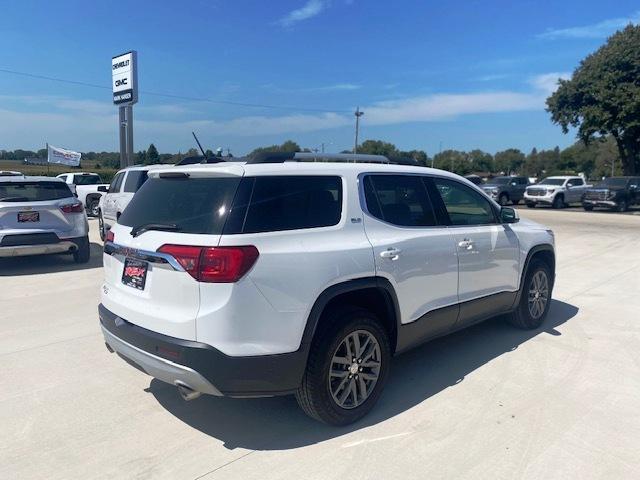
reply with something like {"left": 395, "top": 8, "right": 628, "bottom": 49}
{"left": 582, "top": 177, "right": 640, "bottom": 212}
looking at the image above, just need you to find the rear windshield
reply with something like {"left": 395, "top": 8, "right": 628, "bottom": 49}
{"left": 0, "top": 181, "right": 73, "bottom": 202}
{"left": 74, "top": 174, "right": 102, "bottom": 185}
{"left": 118, "top": 176, "right": 241, "bottom": 234}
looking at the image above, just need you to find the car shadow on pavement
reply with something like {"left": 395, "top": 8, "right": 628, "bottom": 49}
{"left": 0, "top": 242, "right": 103, "bottom": 276}
{"left": 149, "top": 299, "right": 578, "bottom": 450}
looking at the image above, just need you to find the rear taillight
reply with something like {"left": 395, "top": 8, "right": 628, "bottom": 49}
{"left": 157, "top": 245, "right": 259, "bottom": 283}
{"left": 105, "top": 230, "right": 115, "bottom": 243}
{"left": 60, "top": 202, "right": 84, "bottom": 214}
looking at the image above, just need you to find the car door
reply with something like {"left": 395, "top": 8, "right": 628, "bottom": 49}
{"left": 566, "top": 177, "right": 585, "bottom": 203}
{"left": 104, "top": 172, "right": 124, "bottom": 222}
{"left": 514, "top": 177, "right": 528, "bottom": 202}
{"left": 361, "top": 174, "right": 459, "bottom": 338}
{"left": 427, "top": 176, "right": 520, "bottom": 328}
{"left": 630, "top": 178, "right": 640, "bottom": 205}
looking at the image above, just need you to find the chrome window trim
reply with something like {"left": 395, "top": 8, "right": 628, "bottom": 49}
{"left": 103, "top": 241, "right": 185, "bottom": 271}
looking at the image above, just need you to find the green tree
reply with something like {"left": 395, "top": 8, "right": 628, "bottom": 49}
{"left": 357, "top": 139, "right": 399, "bottom": 157}
{"left": 468, "top": 149, "right": 493, "bottom": 172}
{"left": 249, "top": 140, "right": 301, "bottom": 157}
{"left": 494, "top": 149, "right": 525, "bottom": 174}
{"left": 145, "top": 144, "right": 160, "bottom": 165}
{"left": 432, "top": 150, "right": 471, "bottom": 175}
{"left": 547, "top": 25, "right": 640, "bottom": 175}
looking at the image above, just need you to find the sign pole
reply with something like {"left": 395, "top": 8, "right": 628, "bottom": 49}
{"left": 125, "top": 105, "right": 134, "bottom": 167}
{"left": 118, "top": 107, "right": 127, "bottom": 168}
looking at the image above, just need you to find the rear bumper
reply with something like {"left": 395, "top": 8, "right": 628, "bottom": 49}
{"left": 99, "top": 304, "right": 307, "bottom": 397}
{"left": 0, "top": 240, "right": 77, "bottom": 257}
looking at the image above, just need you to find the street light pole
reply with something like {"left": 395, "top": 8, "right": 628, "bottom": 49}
{"left": 354, "top": 107, "right": 364, "bottom": 154}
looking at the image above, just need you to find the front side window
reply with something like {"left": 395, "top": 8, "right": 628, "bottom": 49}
{"left": 228, "top": 176, "right": 342, "bottom": 234}
{"left": 363, "top": 174, "right": 436, "bottom": 227}
{"left": 432, "top": 178, "right": 497, "bottom": 226}
{"left": 109, "top": 173, "right": 124, "bottom": 193}
{"left": 567, "top": 178, "right": 584, "bottom": 187}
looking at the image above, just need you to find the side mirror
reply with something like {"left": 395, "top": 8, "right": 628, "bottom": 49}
{"left": 97, "top": 185, "right": 109, "bottom": 193}
{"left": 500, "top": 206, "right": 519, "bottom": 224}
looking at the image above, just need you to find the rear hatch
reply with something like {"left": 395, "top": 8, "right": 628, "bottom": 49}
{"left": 101, "top": 165, "right": 245, "bottom": 341}
{"left": 0, "top": 180, "right": 77, "bottom": 240}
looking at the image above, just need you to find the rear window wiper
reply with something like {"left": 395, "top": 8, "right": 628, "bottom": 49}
{"left": 0, "top": 196, "right": 29, "bottom": 202}
{"left": 130, "top": 223, "right": 182, "bottom": 237}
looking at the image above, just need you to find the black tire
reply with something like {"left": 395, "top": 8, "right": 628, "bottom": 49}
{"left": 512, "top": 198, "right": 521, "bottom": 205}
{"left": 526, "top": 202, "right": 536, "bottom": 208}
{"left": 616, "top": 200, "right": 628, "bottom": 212}
{"left": 552, "top": 194, "right": 564, "bottom": 209}
{"left": 583, "top": 205, "right": 594, "bottom": 211}
{"left": 88, "top": 199, "right": 100, "bottom": 217}
{"left": 98, "top": 211, "right": 106, "bottom": 242}
{"left": 73, "top": 235, "right": 91, "bottom": 264}
{"left": 507, "top": 260, "right": 552, "bottom": 330}
{"left": 295, "top": 307, "right": 391, "bottom": 425}
{"left": 498, "top": 193, "right": 509, "bottom": 206}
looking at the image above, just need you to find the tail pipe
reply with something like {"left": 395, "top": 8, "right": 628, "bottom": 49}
{"left": 176, "top": 382, "right": 201, "bottom": 401}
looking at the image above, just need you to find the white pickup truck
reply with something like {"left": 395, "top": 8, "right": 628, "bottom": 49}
{"left": 57, "top": 172, "right": 109, "bottom": 217}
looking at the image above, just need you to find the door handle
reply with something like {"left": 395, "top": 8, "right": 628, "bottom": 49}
{"left": 380, "top": 248, "right": 401, "bottom": 260}
{"left": 458, "top": 239, "right": 474, "bottom": 250}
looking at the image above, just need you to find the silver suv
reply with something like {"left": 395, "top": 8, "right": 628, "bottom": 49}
{"left": 100, "top": 153, "right": 555, "bottom": 425}
{"left": 0, "top": 175, "right": 90, "bottom": 262}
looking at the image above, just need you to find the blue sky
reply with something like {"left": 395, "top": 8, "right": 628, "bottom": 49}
{"left": 0, "top": 0, "right": 639, "bottom": 156}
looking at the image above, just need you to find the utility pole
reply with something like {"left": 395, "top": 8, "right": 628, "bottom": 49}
{"left": 354, "top": 107, "right": 364, "bottom": 154}
{"left": 321, "top": 142, "right": 325, "bottom": 153}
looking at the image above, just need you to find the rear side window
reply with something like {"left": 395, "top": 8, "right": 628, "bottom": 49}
{"left": 123, "top": 170, "right": 148, "bottom": 193}
{"left": 363, "top": 175, "right": 437, "bottom": 227}
{"left": 224, "top": 176, "right": 342, "bottom": 234}
{"left": 0, "top": 181, "right": 73, "bottom": 202}
{"left": 118, "top": 176, "right": 241, "bottom": 234}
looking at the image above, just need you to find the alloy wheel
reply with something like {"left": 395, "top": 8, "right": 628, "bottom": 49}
{"left": 528, "top": 270, "right": 549, "bottom": 319}
{"left": 328, "top": 330, "right": 381, "bottom": 409}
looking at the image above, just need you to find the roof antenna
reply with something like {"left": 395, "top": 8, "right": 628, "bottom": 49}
{"left": 192, "top": 131, "right": 207, "bottom": 158}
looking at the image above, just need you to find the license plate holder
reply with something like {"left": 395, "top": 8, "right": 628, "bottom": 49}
{"left": 18, "top": 211, "right": 39, "bottom": 222}
{"left": 122, "top": 258, "right": 148, "bottom": 291}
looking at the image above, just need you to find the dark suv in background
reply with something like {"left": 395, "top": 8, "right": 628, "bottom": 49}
{"left": 481, "top": 176, "right": 530, "bottom": 206}
{"left": 582, "top": 177, "right": 640, "bottom": 212}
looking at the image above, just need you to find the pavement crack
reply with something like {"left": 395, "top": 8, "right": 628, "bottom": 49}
{"left": 193, "top": 451, "right": 256, "bottom": 479}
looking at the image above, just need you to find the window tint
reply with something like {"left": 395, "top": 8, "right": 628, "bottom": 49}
{"left": 518, "top": 177, "right": 529, "bottom": 185}
{"left": 433, "top": 178, "right": 497, "bottom": 226}
{"left": 118, "top": 177, "right": 241, "bottom": 234}
{"left": 363, "top": 175, "right": 436, "bottom": 227}
{"left": 73, "top": 174, "right": 102, "bottom": 185}
{"left": 123, "top": 170, "right": 148, "bottom": 193}
{"left": 0, "top": 181, "right": 73, "bottom": 202}
{"left": 110, "top": 172, "right": 124, "bottom": 193}
{"left": 567, "top": 178, "right": 583, "bottom": 187}
{"left": 236, "top": 176, "right": 342, "bottom": 234}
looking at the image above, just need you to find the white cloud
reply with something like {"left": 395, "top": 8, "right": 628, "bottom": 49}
{"left": 538, "top": 11, "right": 640, "bottom": 39}
{"left": 528, "top": 72, "right": 571, "bottom": 95}
{"left": 277, "top": 0, "right": 328, "bottom": 27}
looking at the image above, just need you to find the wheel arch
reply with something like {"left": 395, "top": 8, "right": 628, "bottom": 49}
{"left": 514, "top": 244, "right": 555, "bottom": 306}
{"left": 300, "top": 277, "right": 401, "bottom": 356}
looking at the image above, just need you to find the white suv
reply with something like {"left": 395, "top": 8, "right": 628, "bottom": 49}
{"left": 100, "top": 153, "right": 555, "bottom": 425}
{"left": 97, "top": 165, "right": 165, "bottom": 241}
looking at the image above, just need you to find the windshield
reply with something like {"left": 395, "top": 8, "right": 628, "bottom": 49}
{"left": 118, "top": 176, "right": 241, "bottom": 234}
{"left": 537, "top": 178, "right": 565, "bottom": 186}
{"left": 596, "top": 177, "right": 629, "bottom": 188}
{"left": 0, "top": 181, "right": 73, "bottom": 202}
{"left": 488, "top": 177, "right": 511, "bottom": 185}
{"left": 74, "top": 174, "right": 102, "bottom": 185}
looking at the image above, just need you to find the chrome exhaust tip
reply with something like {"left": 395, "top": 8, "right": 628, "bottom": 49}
{"left": 176, "top": 383, "right": 201, "bottom": 401}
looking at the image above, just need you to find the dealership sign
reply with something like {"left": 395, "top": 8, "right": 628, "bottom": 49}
{"left": 112, "top": 51, "right": 138, "bottom": 105}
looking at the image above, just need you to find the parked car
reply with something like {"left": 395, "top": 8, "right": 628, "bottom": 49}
{"left": 99, "top": 153, "right": 555, "bottom": 425}
{"left": 57, "top": 172, "right": 109, "bottom": 217}
{"left": 464, "top": 174, "right": 483, "bottom": 185}
{"left": 0, "top": 170, "right": 24, "bottom": 177}
{"left": 582, "top": 176, "right": 640, "bottom": 212}
{"left": 481, "top": 176, "right": 530, "bottom": 205}
{"left": 97, "top": 165, "right": 164, "bottom": 241}
{"left": 0, "top": 176, "right": 90, "bottom": 262}
{"left": 524, "top": 175, "right": 591, "bottom": 209}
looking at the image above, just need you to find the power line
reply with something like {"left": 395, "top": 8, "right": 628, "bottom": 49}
{"left": 0, "top": 67, "right": 352, "bottom": 114}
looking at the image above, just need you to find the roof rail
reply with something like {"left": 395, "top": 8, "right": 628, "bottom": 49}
{"left": 246, "top": 152, "right": 394, "bottom": 165}
{"left": 176, "top": 155, "right": 228, "bottom": 166}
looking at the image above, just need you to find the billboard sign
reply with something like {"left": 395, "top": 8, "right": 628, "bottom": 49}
{"left": 112, "top": 51, "right": 138, "bottom": 105}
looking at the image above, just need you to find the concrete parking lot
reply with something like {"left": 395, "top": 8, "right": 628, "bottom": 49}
{"left": 1, "top": 210, "right": 639, "bottom": 480}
